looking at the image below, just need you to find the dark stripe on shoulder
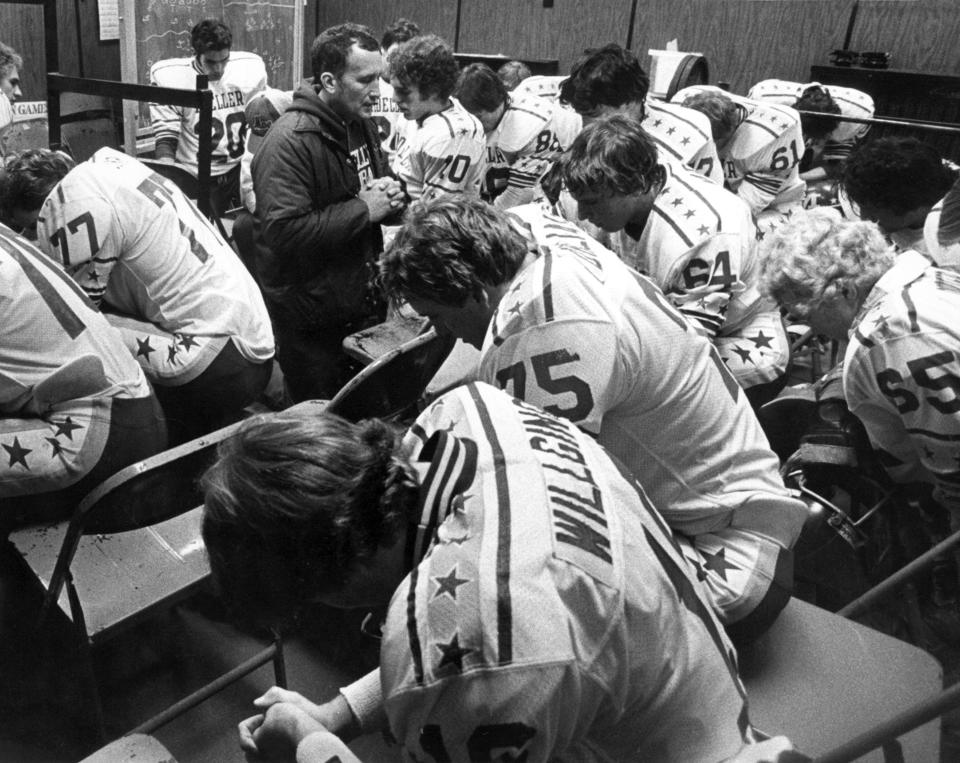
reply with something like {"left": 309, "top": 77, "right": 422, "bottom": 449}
{"left": 4, "top": 238, "right": 88, "bottom": 338}
{"left": 646, "top": 101, "right": 709, "bottom": 139}
{"left": 902, "top": 285, "right": 920, "bottom": 332}
{"left": 465, "top": 383, "right": 513, "bottom": 664}
{"left": 541, "top": 250, "right": 555, "bottom": 322}
{"left": 508, "top": 104, "right": 549, "bottom": 124}
{"left": 906, "top": 428, "right": 960, "bottom": 442}
{"left": 652, "top": 205, "right": 696, "bottom": 248}
{"left": 437, "top": 110, "right": 456, "bottom": 139}
{"left": 406, "top": 564, "right": 425, "bottom": 684}
{"left": 853, "top": 328, "right": 875, "bottom": 349}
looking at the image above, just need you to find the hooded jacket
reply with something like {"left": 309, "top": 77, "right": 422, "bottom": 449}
{"left": 251, "top": 83, "right": 390, "bottom": 330}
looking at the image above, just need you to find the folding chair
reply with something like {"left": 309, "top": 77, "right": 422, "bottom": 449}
{"left": 329, "top": 327, "right": 456, "bottom": 422}
{"left": 2, "top": 407, "right": 330, "bottom": 742}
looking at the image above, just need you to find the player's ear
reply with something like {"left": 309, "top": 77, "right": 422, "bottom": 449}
{"left": 318, "top": 71, "right": 339, "bottom": 93}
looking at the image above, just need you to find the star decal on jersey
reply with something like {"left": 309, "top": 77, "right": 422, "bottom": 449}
{"left": 671, "top": 197, "right": 684, "bottom": 208}
{"left": 167, "top": 343, "right": 179, "bottom": 363}
{"left": 923, "top": 446, "right": 936, "bottom": 460}
{"left": 177, "top": 334, "right": 199, "bottom": 351}
{"left": 697, "top": 297, "right": 709, "bottom": 310}
{"left": 666, "top": 126, "right": 676, "bottom": 136}
{"left": 730, "top": 345, "right": 755, "bottom": 365}
{"left": 701, "top": 547, "right": 738, "bottom": 581}
{"left": 681, "top": 136, "right": 691, "bottom": 146}
{"left": 46, "top": 437, "right": 64, "bottom": 457}
{"left": 3, "top": 437, "right": 32, "bottom": 469}
{"left": 652, "top": 119, "right": 663, "bottom": 128}
{"left": 54, "top": 416, "right": 83, "bottom": 440}
{"left": 433, "top": 566, "right": 470, "bottom": 600}
{"left": 684, "top": 209, "right": 696, "bottom": 219}
{"left": 756, "top": 229, "right": 765, "bottom": 241}
{"left": 86, "top": 270, "right": 101, "bottom": 283}
{"left": 136, "top": 337, "right": 155, "bottom": 359}
{"left": 750, "top": 331, "right": 773, "bottom": 349}
{"left": 436, "top": 633, "right": 472, "bottom": 671}
{"left": 698, "top": 224, "right": 711, "bottom": 236}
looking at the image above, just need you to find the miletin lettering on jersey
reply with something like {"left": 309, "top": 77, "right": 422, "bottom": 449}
{"left": 513, "top": 398, "right": 614, "bottom": 581}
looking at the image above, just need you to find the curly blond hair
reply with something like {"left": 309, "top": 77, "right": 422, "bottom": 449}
{"left": 759, "top": 209, "right": 895, "bottom": 308}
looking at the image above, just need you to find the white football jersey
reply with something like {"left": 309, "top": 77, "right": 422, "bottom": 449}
{"left": 371, "top": 77, "right": 408, "bottom": 160}
{"left": 382, "top": 382, "right": 751, "bottom": 762}
{"left": 844, "top": 251, "right": 960, "bottom": 513}
{"left": 35, "top": 148, "right": 274, "bottom": 366}
{"left": 149, "top": 52, "right": 267, "bottom": 176}
{"left": 392, "top": 98, "right": 486, "bottom": 203}
{"left": 748, "top": 79, "right": 874, "bottom": 162}
{"left": 0, "top": 225, "right": 152, "bottom": 495}
{"left": 483, "top": 94, "right": 577, "bottom": 209}
{"left": 511, "top": 74, "right": 568, "bottom": 102}
{"left": 674, "top": 85, "right": 806, "bottom": 217}
{"left": 644, "top": 98, "right": 724, "bottom": 184}
{"left": 923, "top": 197, "right": 960, "bottom": 272}
{"left": 479, "top": 205, "right": 807, "bottom": 623}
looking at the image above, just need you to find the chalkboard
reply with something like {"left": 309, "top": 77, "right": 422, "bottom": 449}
{"left": 131, "top": 0, "right": 300, "bottom": 89}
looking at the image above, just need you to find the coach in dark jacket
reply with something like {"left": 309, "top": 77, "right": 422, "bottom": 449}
{"left": 252, "top": 23, "right": 405, "bottom": 401}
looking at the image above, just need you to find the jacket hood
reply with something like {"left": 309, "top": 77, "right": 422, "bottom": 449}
{"left": 288, "top": 83, "right": 348, "bottom": 143}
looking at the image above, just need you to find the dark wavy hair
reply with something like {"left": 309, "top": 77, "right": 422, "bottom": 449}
{"left": 379, "top": 197, "right": 529, "bottom": 306}
{"left": 201, "top": 410, "right": 417, "bottom": 627}
{"left": 311, "top": 23, "right": 380, "bottom": 82}
{"left": 559, "top": 44, "right": 649, "bottom": 114}
{"left": 0, "top": 148, "right": 75, "bottom": 212}
{"left": 561, "top": 113, "right": 662, "bottom": 198}
{"left": 387, "top": 35, "right": 459, "bottom": 101}
{"left": 381, "top": 18, "right": 421, "bottom": 51}
{"left": 454, "top": 63, "right": 508, "bottom": 114}
{"left": 842, "top": 137, "right": 957, "bottom": 215}
{"left": 680, "top": 90, "right": 741, "bottom": 145}
{"left": 794, "top": 85, "right": 841, "bottom": 141}
{"left": 191, "top": 19, "right": 232, "bottom": 56}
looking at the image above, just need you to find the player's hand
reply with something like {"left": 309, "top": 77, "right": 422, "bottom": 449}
{"left": 239, "top": 703, "right": 331, "bottom": 760}
{"left": 359, "top": 182, "right": 402, "bottom": 223}
{"left": 252, "top": 687, "right": 360, "bottom": 740}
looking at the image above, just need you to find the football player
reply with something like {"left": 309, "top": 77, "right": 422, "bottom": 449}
{"left": 924, "top": 176, "right": 960, "bottom": 272}
{"left": 202, "top": 384, "right": 788, "bottom": 762}
{"left": 0, "top": 223, "right": 166, "bottom": 523}
{"left": 560, "top": 44, "right": 723, "bottom": 184}
{"left": 380, "top": 196, "right": 807, "bottom": 640}
{"left": 0, "top": 147, "right": 275, "bottom": 439}
{"left": 841, "top": 136, "right": 957, "bottom": 257}
{"left": 387, "top": 35, "right": 486, "bottom": 203}
{"left": 561, "top": 113, "right": 790, "bottom": 405}
{"left": 675, "top": 84, "right": 806, "bottom": 233}
{"left": 748, "top": 79, "right": 874, "bottom": 181}
{"left": 371, "top": 18, "right": 420, "bottom": 160}
{"left": 455, "top": 63, "right": 581, "bottom": 209}
{"left": 762, "top": 210, "right": 960, "bottom": 530}
{"left": 149, "top": 19, "right": 267, "bottom": 215}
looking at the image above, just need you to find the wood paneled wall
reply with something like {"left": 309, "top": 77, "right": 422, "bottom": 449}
{"left": 1, "top": 0, "right": 957, "bottom": 102}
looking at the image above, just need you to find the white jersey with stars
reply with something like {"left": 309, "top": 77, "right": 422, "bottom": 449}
{"left": 644, "top": 98, "right": 724, "bottom": 184}
{"left": 748, "top": 79, "right": 873, "bottom": 162}
{"left": 478, "top": 204, "right": 807, "bottom": 623}
{"left": 673, "top": 85, "right": 806, "bottom": 219}
{"left": 35, "top": 148, "right": 274, "bottom": 365}
{"left": 382, "top": 381, "right": 752, "bottom": 762}
{"left": 149, "top": 52, "right": 267, "bottom": 176}
{"left": 391, "top": 98, "right": 486, "bottom": 203}
{"left": 844, "top": 251, "right": 960, "bottom": 515}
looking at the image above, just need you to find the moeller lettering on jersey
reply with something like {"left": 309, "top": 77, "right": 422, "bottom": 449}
{"left": 212, "top": 90, "right": 245, "bottom": 111}
{"left": 515, "top": 401, "right": 613, "bottom": 568}
{"left": 352, "top": 144, "right": 374, "bottom": 186}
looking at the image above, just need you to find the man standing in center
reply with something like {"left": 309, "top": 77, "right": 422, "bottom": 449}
{"left": 252, "top": 23, "right": 406, "bottom": 402}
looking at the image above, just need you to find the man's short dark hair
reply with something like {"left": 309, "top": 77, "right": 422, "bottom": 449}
{"left": 559, "top": 44, "right": 649, "bottom": 114}
{"left": 381, "top": 18, "right": 421, "bottom": 51}
{"left": 680, "top": 90, "right": 741, "bottom": 145}
{"left": 0, "top": 42, "right": 23, "bottom": 83}
{"left": 794, "top": 85, "right": 841, "bottom": 141}
{"left": 387, "top": 35, "right": 459, "bottom": 101}
{"left": 380, "top": 197, "right": 529, "bottom": 307}
{"left": 0, "top": 148, "right": 75, "bottom": 213}
{"left": 561, "top": 113, "right": 661, "bottom": 198}
{"left": 842, "top": 137, "right": 958, "bottom": 215}
{"left": 190, "top": 19, "right": 232, "bottom": 56}
{"left": 201, "top": 410, "right": 416, "bottom": 627}
{"left": 497, "top": 60, "right": 531, "bottom": 91}
{"left": 310, "top": 23, "right": 380, "bottom": 82}
{"left": 454, "top": 63, "right": 508, "bottom": 114}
